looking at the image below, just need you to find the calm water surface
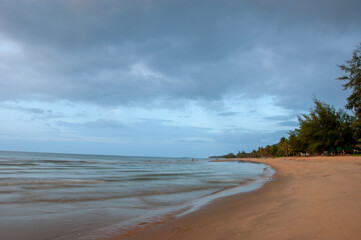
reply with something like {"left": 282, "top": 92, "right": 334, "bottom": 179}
{"left": 0, "top": 151, "right": 273, "bottom": 240}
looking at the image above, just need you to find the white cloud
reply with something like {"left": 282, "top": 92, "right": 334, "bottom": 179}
{"left": 130, "top": 62, "right": 163, "bottom": 79}
{"left": 0, "top": 37, "right": 21, "bottom": 54}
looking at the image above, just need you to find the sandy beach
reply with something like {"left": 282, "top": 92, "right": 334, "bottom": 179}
{"left": 113, "top": 156, "right": 361, "bottom": 240}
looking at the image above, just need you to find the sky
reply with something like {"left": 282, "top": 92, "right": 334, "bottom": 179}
{"left": 0, "top": 0, "right": 360, "bottom": 157}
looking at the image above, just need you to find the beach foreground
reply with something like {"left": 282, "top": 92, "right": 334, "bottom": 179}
{"left": 114, "top": 156, "right": 361, "bottom": 240}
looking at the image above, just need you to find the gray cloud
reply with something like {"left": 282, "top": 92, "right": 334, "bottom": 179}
{"left": 277, "top": 120, "right": 299, "bottom": 128}
{"left": 217, "top": 111, "right": 241, "bottom": 117}
{"left": 263, "top": 114, "right": 298, "bottom": 127}
{"left": 25, "top": 107, "right": 44, "bottom": 114}
{"left": 0, "top": 103, "right": 64, "bottom": 119}
{"left": 0, "top": 0, "right": 360, "bottom": 111}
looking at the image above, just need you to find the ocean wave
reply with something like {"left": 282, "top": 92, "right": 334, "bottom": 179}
{"left": 0, "top": 179, "right": 107, "bottom": 186}
{"left": 207, "top": 178, "right": 255, "bottom": 184}
{"left": 0, "top": 185, "right": 220, "bottom": 204}
{"left": 0, "top": 162, "right": 38, "bottom": 166}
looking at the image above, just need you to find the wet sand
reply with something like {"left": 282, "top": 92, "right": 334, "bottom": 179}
{"left": 112, "top": 156, "right": 361, "bottom": 240}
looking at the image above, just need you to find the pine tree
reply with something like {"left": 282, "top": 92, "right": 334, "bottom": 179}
{"left": 338, "top": 43, "right": 361, "bottom": 139}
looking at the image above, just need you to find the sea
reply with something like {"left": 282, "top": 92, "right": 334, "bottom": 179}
{"left": 0, "top": 151, "right": 274, "bottom": 240}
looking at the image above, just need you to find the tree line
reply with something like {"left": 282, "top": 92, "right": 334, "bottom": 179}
{"left": 214, "top": 43, "right": 361, "bottom": 158}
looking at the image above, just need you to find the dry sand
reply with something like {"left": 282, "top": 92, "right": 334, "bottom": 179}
{"left": 112, "top": 156, "right": 361, "bottom": 240}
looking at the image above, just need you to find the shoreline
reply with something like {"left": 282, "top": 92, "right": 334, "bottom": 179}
{"left": 111, "top": 156, "right": 361, "bottom": 240}
{"left": 105, "top": 161, "right": 274, "bottom": 239}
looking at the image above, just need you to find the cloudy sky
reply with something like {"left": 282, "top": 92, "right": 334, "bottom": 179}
{"left": 0, "top": 0, "right": 360, "bottom": 157}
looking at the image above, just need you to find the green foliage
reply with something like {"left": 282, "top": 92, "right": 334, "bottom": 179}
{"left": 277, "top": 137, "right": 290, "bottom": 156}
{"left": 224, "top": 153, "right": 236, "bottom": 158}
{"left": 338, "top": 43, "right": 361, "bottom": 138}
{"left": 271, "top": 144, "right": 278, "bottom": 157}
{"left": 209, "top": 153, "right": 236, "bottom": 158}
{"left": 288, "top": 130, "right": 302, "bottom": 154}
{"left": 297, "top": 99, "right": 355, "bottom": 154}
